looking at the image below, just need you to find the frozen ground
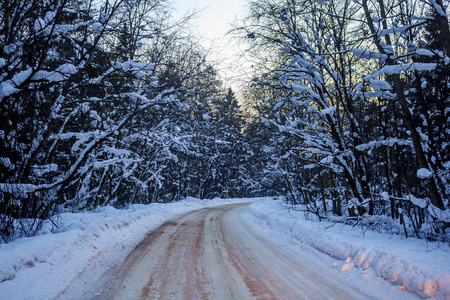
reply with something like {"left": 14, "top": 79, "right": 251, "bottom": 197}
{"left": 0, "top": 197, "right": 449, "bottom": 299}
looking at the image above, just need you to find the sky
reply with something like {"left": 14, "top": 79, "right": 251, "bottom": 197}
{"left": 173, "top": 0, "right": 245, "bottom": 44}
{"left": 172, "top": 0, "right": 250, "bottom": 90}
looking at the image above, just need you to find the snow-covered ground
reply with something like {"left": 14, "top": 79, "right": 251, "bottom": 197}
{"left": 246, "top": 199, "right": 450, "bottom": 299}
{"left": 0, "top": 198, "right": 252, "bottom": 299}
{"left": 0, "top": 197, "right": 449, "bottom": 299}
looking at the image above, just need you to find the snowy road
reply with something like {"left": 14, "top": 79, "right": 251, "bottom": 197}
{"left": 76, "top": 202, "right": 378, "bottom": 299}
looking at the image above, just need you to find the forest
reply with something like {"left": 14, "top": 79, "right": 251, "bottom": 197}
{"left": 0, "top": 0, "right": 449, "bottom": 244}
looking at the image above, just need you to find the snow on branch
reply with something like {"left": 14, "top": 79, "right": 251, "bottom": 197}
{"left": 350, "top": 49, "right": 388, "bottom": 61}
{"left": 427, "top": 0, "right": 448, "bottom": 17}
{"left": 32, "top": 64, "right": 78, "bottom": 82}
{"left": 355, "top": 138, "right": 413, "bottom": 152}
{"left": 373, "top": 63, "right": 438, "bottom": 76}
{"left": 378, "top": 21, "right": 427, "bottom": 36}
{"left": 89, "top": 61, "right": 156, "bottom": 84}
{"left": 369, "top": 79, "right": 392, "bottom": 90}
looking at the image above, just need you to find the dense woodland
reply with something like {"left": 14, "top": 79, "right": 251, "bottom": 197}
{"left": 0, "top": 0, "right": 449, "bottom": 244}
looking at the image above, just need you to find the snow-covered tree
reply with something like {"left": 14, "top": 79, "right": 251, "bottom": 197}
{"left": 0, "top": 0, "right": 238, "bottom": 242}
{"left": 237, "top": 0, "right": 449, "bottom": 241}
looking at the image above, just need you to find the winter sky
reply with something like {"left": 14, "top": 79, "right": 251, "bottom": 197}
{"left": 173, "top": 0, "right": 249, "bottom": 90}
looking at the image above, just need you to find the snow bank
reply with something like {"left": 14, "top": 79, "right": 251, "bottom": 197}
{"left": 0, "top": 197, "right": 252, "bottom": 299}
{"left": 245, "top": 199, "right": 450, "bottom": 299}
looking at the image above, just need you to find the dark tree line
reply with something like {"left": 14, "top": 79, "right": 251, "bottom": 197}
{"left": 0, "top": 0, "right": 256, "bottom": 242}
{"left": 236, "top": 0, "right": 449, "bottom": 242}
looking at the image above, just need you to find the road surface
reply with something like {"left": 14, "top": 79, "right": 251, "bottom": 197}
{"left": 72, "top": 202, "right": 377, "bottom": 300}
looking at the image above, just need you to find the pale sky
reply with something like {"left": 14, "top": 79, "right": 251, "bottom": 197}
{"left": 172, "top": 0, "right": 250, "bottom": 90}
{"left": 173, "top": 0, "right": 245, "bottom": 42}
